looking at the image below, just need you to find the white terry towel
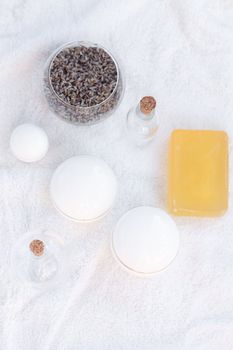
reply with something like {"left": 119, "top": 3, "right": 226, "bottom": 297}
{"left": 1, "top": 0, "right": 233, "bottom": 349}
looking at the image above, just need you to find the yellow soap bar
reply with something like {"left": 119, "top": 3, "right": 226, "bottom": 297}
{"left": 168, "top": 130, "right": 228, "bottom": 216}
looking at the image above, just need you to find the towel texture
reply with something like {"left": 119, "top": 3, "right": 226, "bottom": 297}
{"left": 0, "top": 0, "right": 233, "bottom": 349}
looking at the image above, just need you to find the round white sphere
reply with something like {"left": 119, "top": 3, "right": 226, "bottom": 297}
{"left": 10, "top": 123, "right": 49, "bottom": 162}
{"left": 50, "top": 156, "right": 117, "bottom": 222}
{"left": 112, "top": 207, "right": 180, "bottom": 275}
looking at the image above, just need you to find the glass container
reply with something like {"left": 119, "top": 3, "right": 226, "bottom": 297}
{"left": 43, "top": 41, "right": 124, "bottom": 126}
{"left": 10, "top": 231, "right": 65, "bottom": 287}
{"left": 127, "top": 96, "right": 159, "bottom": 146}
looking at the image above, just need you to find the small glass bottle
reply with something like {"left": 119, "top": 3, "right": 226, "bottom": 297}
{"left": 11, "top": 231, "right": 64, "bottom": 287}
{"left": 127, "top": 96, "right": 159, "bottom": 146}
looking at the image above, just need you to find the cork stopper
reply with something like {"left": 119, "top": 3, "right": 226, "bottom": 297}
{"left": 140, "top": 96, "right": 156, "bottom": 115}
{"left": 29, "top": 239, "right": 45, "bottom": 257}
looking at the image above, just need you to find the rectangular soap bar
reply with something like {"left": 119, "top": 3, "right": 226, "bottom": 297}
{"left": 168, "top": 129, "right": 228, "bottom": 216}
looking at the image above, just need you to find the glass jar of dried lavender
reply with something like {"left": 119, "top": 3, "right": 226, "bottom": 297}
{"left": 43, "top": 41, "right": 124, "bottom": 126}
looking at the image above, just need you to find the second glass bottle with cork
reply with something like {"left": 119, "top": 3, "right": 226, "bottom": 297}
{"left": 127, "top": 96, "right": 159, "bottom": 146}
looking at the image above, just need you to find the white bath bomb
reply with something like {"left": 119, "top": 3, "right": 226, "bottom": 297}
{"left": 112, "top": 207, "right": 180, "bottom": 275}
{"left": 10, "top": 124, "right": 49, "bottom": 162}
{"left": 50, "top": 155, "right": 117, "bottom": 222}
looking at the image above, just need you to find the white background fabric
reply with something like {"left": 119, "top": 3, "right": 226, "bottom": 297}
{"left": 0, "top": 0, "right": 233, "bottom": 349}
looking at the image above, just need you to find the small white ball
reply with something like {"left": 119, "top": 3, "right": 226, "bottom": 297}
{"left": 10, "top": 124, "right": 49, "bottom": 162}
{"left": 112, "top": 207, "right": 180, "bottom": 275}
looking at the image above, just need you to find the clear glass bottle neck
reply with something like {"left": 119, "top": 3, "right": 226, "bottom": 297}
{"left": 136, "top": 104, "right": 155, "bottom": 120}
{"left": 30, "top": 254, "right": 44, "bottom": 261}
